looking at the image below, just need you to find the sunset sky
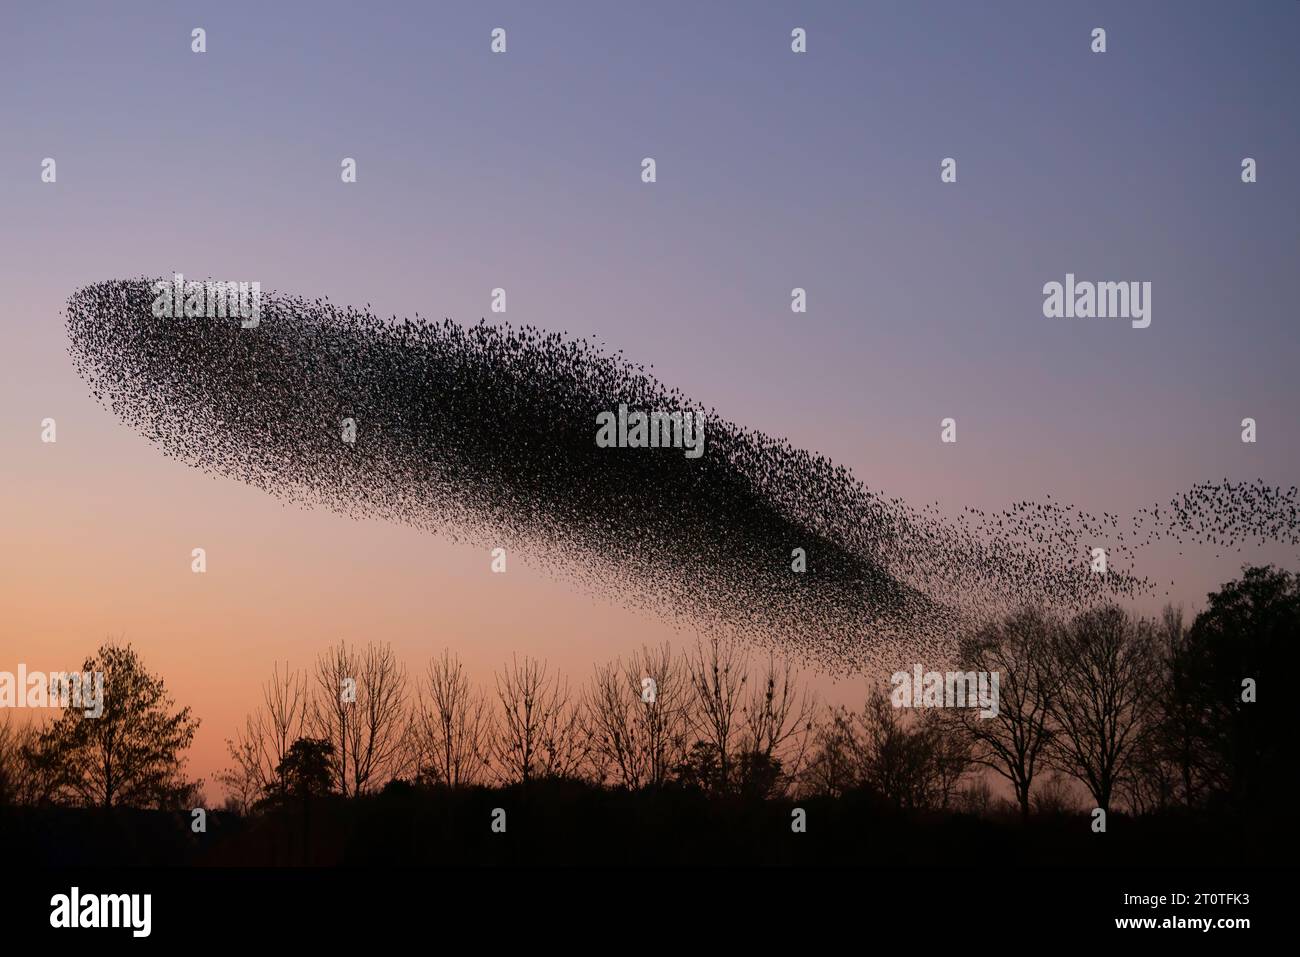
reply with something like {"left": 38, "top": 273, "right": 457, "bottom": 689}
{"left": 2, "top": 1, "right": 1298, "bottom": 794}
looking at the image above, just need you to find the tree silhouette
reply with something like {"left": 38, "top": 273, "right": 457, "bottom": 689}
{"left": 1047, "top": 606, "right": 1159, "bottom": 814}
{"left": 276, "top": 737, "right": 335, "bottom": 801}
{"left": 917, "top": 710, "right": 973, "bottom": 811}
{"left": 492, "top": 654, "right": 587, "bottom": 785}
{"left": 798, "top": 706, "right": 860, "bottom": 798}
{"left": 1175, "top": 565, "right": 1297, "bottom": 813}
{"left": 219, "top": 661, "right": 310, "bottom": 812}
{"left": 798, "top": 689, "right": 967, "bottom": 810}
{"left": 311, "top": 640, "right": 411, "bottom": 797}
{"left": 739, "top": 652, "right": 817, "bottom": 794}
{"left": 733, "top": 748, "right": 783, "bottom": 800}
{"left": 1120, "top": 606, "right": 1197, "bottom": 813}
{"left": 858, "top": 688, "right": 942, "bottom": 810}
{"left": 957, "top": 607, "right": 1063, "bottom": 821}
{"left": 671, "top": 741, "right": 723, "bottom": 792}
{"left": 412, "top": 649, "right": 491, "bottom": 788}
{"left": 586, "top": 643, "right": 692, "bottom": 789}
{"left": 276, "top": 737, "right": 335, "bottom": 866}
{"left": 685, "top": 637, "right": 748, "bottom": 793}
{"left": 30, "top": 642, "right": 199, "bottom": 809}
{"left": 0, "top": 715, "right": 43, "bottom": 806}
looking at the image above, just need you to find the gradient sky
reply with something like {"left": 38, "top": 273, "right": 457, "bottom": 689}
{"left": 2, "top": 1, "right": 1298, "bottom": 793}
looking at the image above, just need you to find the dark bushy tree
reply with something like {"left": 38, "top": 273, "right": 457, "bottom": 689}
{"left": 277, "top": 737, "right": 335, "bottom": 801}
{"left": 30, "top": 642, "right": 200, "bottom": 809}
{"left": 1175, "top": 566, "right": 1298, "bottom": 813}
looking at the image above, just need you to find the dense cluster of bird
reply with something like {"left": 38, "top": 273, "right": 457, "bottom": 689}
{"left": 64, "top": 279, "right": 1300, "bottom": 673}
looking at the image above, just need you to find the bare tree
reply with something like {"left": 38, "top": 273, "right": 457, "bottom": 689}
{"left": 858, "top": 688, "right": 934, "bottom": 809}
{"left": 586, "top": 660, "right": 634, "bottom": 787}
{"left": 311, "top": 640, "right": 411, "bottom": 796}
{"left": 797, "top": 705, "right": 861, "bottom": 798}
{"left": 956, "top": 608, "right": 1064, "bottom": 822}
{"left": 412, "top": 649, "right": 491, "bottom": 787}
{"left": 738, "top": 651, "right": 817, "bottom": 795}
{"left": 1047, "top": 605, "right": 1160, "bottom": 814}
{"left": 685, "top": 636, "right": 749, "bottom": 792}
{"left": 803, "top": 688, "right": 968, "bottom": 811}
{"left": 917, "top": 710, "right": 973, "bottom": 810}
{"left": 219, "top": 736, "right": 264, "bottom": 816}
{"left": 1032, "top": 772, "right": 1083, "bottom": 816}
{"left": 218, "top": 662, "right": 310, "bottom": 811}
{"left": 0, "top": 714, "right": 45, "bottom": 806}
{"left": 586, "top": 643, "right": 692, "bottom": 789}
{"left": 492, "top": 655, "right": 587, "bottom": 785}
{"left": 957, "top": 776, "right": 993, "bottom": 816}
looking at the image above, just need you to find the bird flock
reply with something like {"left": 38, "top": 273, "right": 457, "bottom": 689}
{"left": 64, "top": 278, "right": 1300, "bottom": 673}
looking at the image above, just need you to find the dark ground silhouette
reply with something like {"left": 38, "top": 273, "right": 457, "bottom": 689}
{"left": 5, "top": 780, "right": 1284, "bottom": 868}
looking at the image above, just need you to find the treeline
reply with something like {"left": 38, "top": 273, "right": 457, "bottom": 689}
{"left": 0, "top": 566, "right": 1292, "bottom": 831}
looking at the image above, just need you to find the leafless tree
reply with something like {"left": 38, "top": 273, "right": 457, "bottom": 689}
{"left": 858, "top": 688, "right": 935, "bottom": 809}
{"left": 956, "top": 776, "right": 993, "bottom": 817}
{"left": 917, "top": 709, "right": 973, "bottom": 810}
{"left": 219, "top": 739, "right": 264, "bottom": 816}
{"left": 218, "top": 662, "right": 310, "bottom": 810}
{"left": 800, "top": 688, "right": 969, "bottom": 810}
{"left": 412, "top": 649, "right": 492, "bottom": 787}
{"left": 797, "top": 705, "right": 861, "bottom": 798}
{"left": 685, "top": 636, "right": 749, "bottom": 792}
{"left": 586, "top": 661, "right": 632, "bottom": 786}
{"left": 492, "top": 655, "right": 588, "bottom": 785}
{"left": 586, "top": 643, "right": 693, "bottom": 789}
{"left": 0, "top": 714, "right": 45, "bottom": 806}
{"left": 956, "top": 607, "right": 1064, "bottom": 821}
{"left": 311, "top": 640, "right": 411, "bottom": 796}
{"left": 1032, "top": 771, "right": 1083, "bottom": 816}
{"left": 1120, "top": 605, "right": 1210, "bottom": 813}
{"left": 1047, "top": 605, "right": 1161, "bottom": 813}
{"left": 739, "top": 651, "right": 817, "bottom": 793}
